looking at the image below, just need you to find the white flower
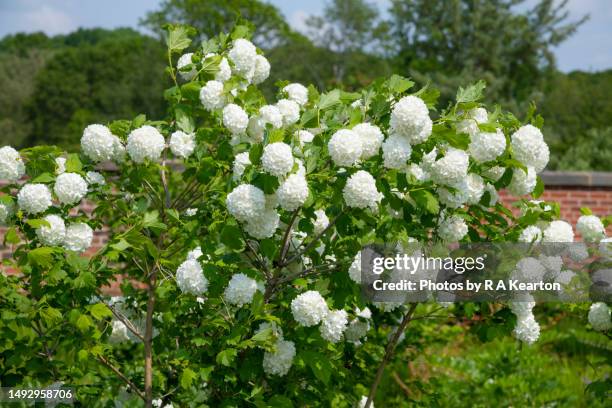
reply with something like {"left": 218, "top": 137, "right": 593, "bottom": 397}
{"left": 169, "top": 131, "right": 195, "bottom": 158}
{"left": 187, "top": 247, "right": 203, "bottom": 260}
{"left": 276, "top": 99, "right": 300, "bottom": 126}
{"left": 177, "top": 53, "right": 196, "bottom": 80}
{"left": 511, "top": 125, "right": 549, "bottom": 173}
{"left": 513, "top": 312, "right": 540, "bottom": 344}
{"left": 263, "top": 339, "right": 296, "bottom": 376}
{"left": 465, "top": 173, "right": 485, "bottom": 205}
{"left": 430, "top": 148, "right": 469, "bottom": 186}
{"left": 345, "top": 308, "right": 371, "bottom": 345}
{"left": 543, "top": 220, "right": 574, "bottom": 243}
{"left": 508, "top": 166, "right": 536, "bottom": 196}
{"left": 389, "top": 95, "right": 432, "bottom": 144}
{"left": 222, "top": 104, "right": 249, "bottom": 135}
{"left": 328, "top": 129, "right": 362, "bottom": 167}
{"left": 111, "top": 135, "right": 126, "bottom": 163}
{"left": 228, "top": 39, "right": 257, "bottom": 76}
{"left": 358, "top": 396, "right": 374, "bottom": 408}
{"left": 81, "top": 124, "right": 116, "bottom": 162}
{"left": 382, "top": 134, "right": 412, "bottom": 170}
{"left": 291, "top": 290, "right": 328, "bottom": 327}
{"left": 199, "top": 80, "right": 226, "bottom": 111}
{"left": 232, "top": 152, "right": 251, "bottom": 181}
{"left": 262, "top": 143, "right": 294, "bottom": 177}
{"left": 438, "top": 185, "right": 468, "bottom": 209}
{"left": 588, "top": 302, "right": 611, "bottom": 331}
{"left": 176, "top": 259, "right": 208, "bottom": 295}
{"left": 54, "top": 172, "right": 87, "bottom": 205}
{"left": 353, "top": 123, "right": 384, "bottom": 159}
{"left": 538, "top": 254, "right": 563, "bottom": 277}
{"left": 256, "top": 321, "right": 283, "bottom": 339}
{"left": 0, "top": 201, "right": 14, "bottom": 224}
{"left": 512, "top": 257, "right": 546, "bottom": 282}
{"left": 313, "top": 209, "right": 329, "bottom": 235}
{"left": 126, "top": 126, "right": 165, "bottom": 163}
{"left": 457, "top": 107, "right": 488, "bottom": 135}
{"left": 259, "top": 105, "right": 283, "bottom": 129}
{"left": 320, "top": 309, "right": 348, "bottom": 343}
{"left": 469, "top": 129, "right": 506, "bottom": 163}
{"left": 484, "top": 166, "right": 506, "bottom": 181}
{"left": 55, "top": 157, "right": 66, "bottom": 174}
{"left": 85, "top": 171, "right": 105, "bottom": 186}
{"left": 244, "top": 209, "right": 280, "bottom": 239}
{"left": 438, "top": 213, "right": 468, "bottom": 242}
{"left": 224, "top": 273, "right": 258, "bottom": 306}
{"left": 283, "top": 83, "right": 308, "bottom": 106}
{"left": 348, "top": 252, "right": 362, "bottom": 283}
{"left": 296, "top": 130, "right": 314, "bottom": 147}
{"left": 36, "top": 214, "right": 66, "bottom": 246}
{"left": 108, "top": 320, "right": 130, "bottom": 344}
{"left": 407, "top": 163, "right": 428, "bottom": 182}
{"left": 63, "top": 223, "right": 93, "bottom": 252}
{"left": 246, "top": 116, "right": 265, "bottom": 142}
{"left": 226, "top": 184, "right": 266, "bottom": 223}
{"left": 17, "top": 184, "right": 52, "bottom": 214}
{"left": 277, "top": 173, "right": 309, "bottom": 211}
{"left": 204, "top": 53, "right": 231, "bottom": 82}
{"left": 343, "top": 170, "right": 382, "bottom": 211}
{"left": 509, "top": 299, "right": 535, "bottom": 318}
{"left": 252, "top": 55, "right": 270, "bottom": 84}
{"left": 518, "top": 226, "right": 542, "bottom": 243}
{"left": 0, "top": 146, "right": 25, "bottom": 182}
{"left": 576, "top": 215, "right": 605, "bottom": 242}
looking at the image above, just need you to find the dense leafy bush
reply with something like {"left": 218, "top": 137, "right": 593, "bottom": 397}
{"left": 0, "top": 24, "right": 609, "bottom": 407}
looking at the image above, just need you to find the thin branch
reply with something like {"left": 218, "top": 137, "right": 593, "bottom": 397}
{"left": 105, "top": 303, "right": 144, "bottom": 342}
{"left": 278, "top": 210, "right": 300, "bottom": 266}
{"left": 98, "top": 355, "right": 145, "bottom": 400}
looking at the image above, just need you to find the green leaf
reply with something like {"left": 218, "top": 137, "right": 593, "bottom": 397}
{"left": 388, "top": 75, "right": 414, "bottom": 94}
{"left": 249, "top": 144, "right": 263, "bottom": 164}
{"left": 301, "top": 351, "right": 332, "bottom": 385}
{"left": 410, "top": 190, "right": 439, "bottom": 214}
{"left": 216, "top": 348, "right": 238, "bottom": 366}
{"left": 231, "top": 25, "right": 250, "bottom": 40}
{"left": 65, "top": 153, "right": 82, "bottom": 173}
{"left": 76, "top": 314, "right": 93, "bottom": 332}
{"left": 165, "top": 24, "right": 194, "bottom": 53}
{"left": 532, "top": 176, "right": 544, "bottom": 198}
{"left": 4, "top": 227, "right": 20, "bottom": 245}
{"left": 319, "top": 89, "right": 341, "bottom": 110}
{"left": 180, "top": 367, "right": 197, "bottom": 389}
{"left": 220, "top": 224, "right": 245, "bottom": 251}
{"left": 267, "top": 395, "right": 294, "bottom": 408}
{"left": 31, "top": 172, "right": 55, "bottom": 183}
{"left": 88, "top": 303, "right": 113, "bottom": 321}
{"left": 456, "top": 80, "right": 486, "bottom": 104}
{"left": 27, "top": 247, "right": 55, "bottom": 268}
{"left": 110, "top": 239, "right": 131, "bottom": 251}
{"left": 40, "top": 306, "right": 62, "bottom": 324}
{"left": 175, "top": 106, "right": 195, "bottom": 133}
{"left": 579, "top": 207, "right": 593, "bottom": 216}
{"left": 26, "top": 218, "right": 50, "bottom": 229}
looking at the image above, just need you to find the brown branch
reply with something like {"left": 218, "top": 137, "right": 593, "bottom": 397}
{"left": 98, "top": 355, "right": 145, "bottom": 401}
{"left": 278, "top": 210, "right": 300, "bottom": 266}
{"left": 105, "top": 303, "right": 144, "bottom": 342}
{"left": 364, "top": 303, "right": 418, "bottom": 408}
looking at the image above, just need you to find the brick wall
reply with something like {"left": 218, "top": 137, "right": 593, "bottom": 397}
{"left": 1, "top": 171, "right": 611, "bottom": 262}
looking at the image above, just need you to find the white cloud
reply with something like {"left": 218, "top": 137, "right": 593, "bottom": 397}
{"left": 21, "top": 5, "right": 76, "bottom": 35}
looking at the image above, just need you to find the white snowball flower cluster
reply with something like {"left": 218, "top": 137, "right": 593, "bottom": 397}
{"left": 348, "top": 252, "right": 362, "bottom": 283}
{"left": 438, "top": 185, "right": 468, "bottom": 209}
{"left": 277, "top": 173, "right": 309, "bottom": 211}
{"left": 224, "top": 273, "right": 258, "bottom": 306}
{"left": 320, "top": 309, "right": 348, "bottom": 343}
{"left": 81, "top": 124, "right": 119, "bottom": 163}
{"left": 54, "top": 172, "right": 87, "bottom": 205}
{"left": 228, "top": 39, "right": 257, "bottom": 76}
{"left": 55, "top": 157, "right": 66, "bottom": 174}
{"left": 542, "top": 220, "right": 574, "bottom": 243}
{"left": 512, "top": 257, "right": 546, "bottom": 282}
{"left": 36, "top": 214, "right": 66, "bottom": 246}
{"left": 343, "top": 170, "right": 382, "bottom": 211}
{"left": 232, "top": 152, "right": 251, "bottom": 181}
{"left": 262, "top": 143, "right": 294, "bottom": 177}
{"left": 509, "top": 299, "right": 540, "bottom": 344}
{"left": 63, "top": 223, "right": 93, "bottom": 252}
{"left": 204, "top": 53, "right": 231, "bottom": 82}
{"left": 283, "top": 83, "right": 308, "bottom": 106}
{"left": 296, "top": 130, "right": 314, "bottom": 147}
{"left": 17, "top": 184, "right": 52, "bottom": 214}
{"left": 389, "top": 95, "right": 432, "bottom": 144}
{"left": 328, "top": 129, "right": 362, "bottom": 167}
{"left": 262, "top": 339, "right": 296, "bottom": 377}
{"left": 465, "top": 173, "right": 485, "bottom": 205}
{"left": 430, "top": 148, "right": 469, "bottom": 186}
{"left": 226, "top": 184, "right": 266, "bottom": 223}
{"left": 508, "top": 166, "right": 536, "bottom": 196}
{"left": 0, "top": 201, "right": 14, "bottom": 224}
{"left": 222, "top": 104, "right": 249, "bottom": 135}
{"left": 126, "top": 126, "right": 165, "bottom": 163}
{"left": 243, "top": 209, "right": 280, "bottom": 239}
{"left": 469, "top": 128, "right": 506, "bottom": 163}
{"left": 457, "top": 107, "right": 488, "bottom": 135}
{"left": 511, "top": 125, "right": 549, "bottom": 173}
{"left": 353, "top": 123, "right": 384, "bottom": 159}
{"left": 176, "top": 259, "right": 208, "bottom": 295}
{"left": 108, "top": 319, "right": 130, "bottom": 344}
{"left": 86, "top": 171, "right": 105, "bottom": 186}
{"left": 576, "top": 215, "right": 605, "bottom": 242}
{"left": 519, "top": 226, "right": 542, "bottom": 243}
{"left": 276, "top": 99, "right": 300, "bottom": 126}
{"left": 177, "top": 53, "right": 196, "bottom": 81}
{"left": 438, "top": 212, "right": 468, "bottom": 242}
{"left": 186, "top": 247, "right": 203, "bottom": 261}
{"left": 588, "top": 302, "right": 611, "bottom": 331}
{"left": 358, "top": 396, "right": 374, "bottom": 408}
{"left": 200, "top": 80, "right": 226, "bottom": 111}
{"left": 345, "top": 307, "right": 371, "bottom": 345}
{"left": 251, "top": 55, "right": 270, "bottom": 84}
{"left": 259, "top": 105, "right": 283, "bottom": 129}
{"left": 169, "top": 131, "right": 195, "bottom": 158}
{"left": 0, "top": 146, "right": 26, "bottom": 181}
{"left": 291, "top": 290, "right": 328, "bottom": 327}
{"left": 313, "top": 209, "right": 329, "bottom": 235}
{"left": 382, "top": 134, "right": 412, "bottom": 170}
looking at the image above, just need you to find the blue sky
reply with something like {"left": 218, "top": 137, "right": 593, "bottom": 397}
{"left": 0, "top": 0, "right": 610, "bottom": 72}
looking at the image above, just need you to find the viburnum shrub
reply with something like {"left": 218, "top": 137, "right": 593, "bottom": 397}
{"left": 0, "top": 24, "right": 610, "bottom": 407}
